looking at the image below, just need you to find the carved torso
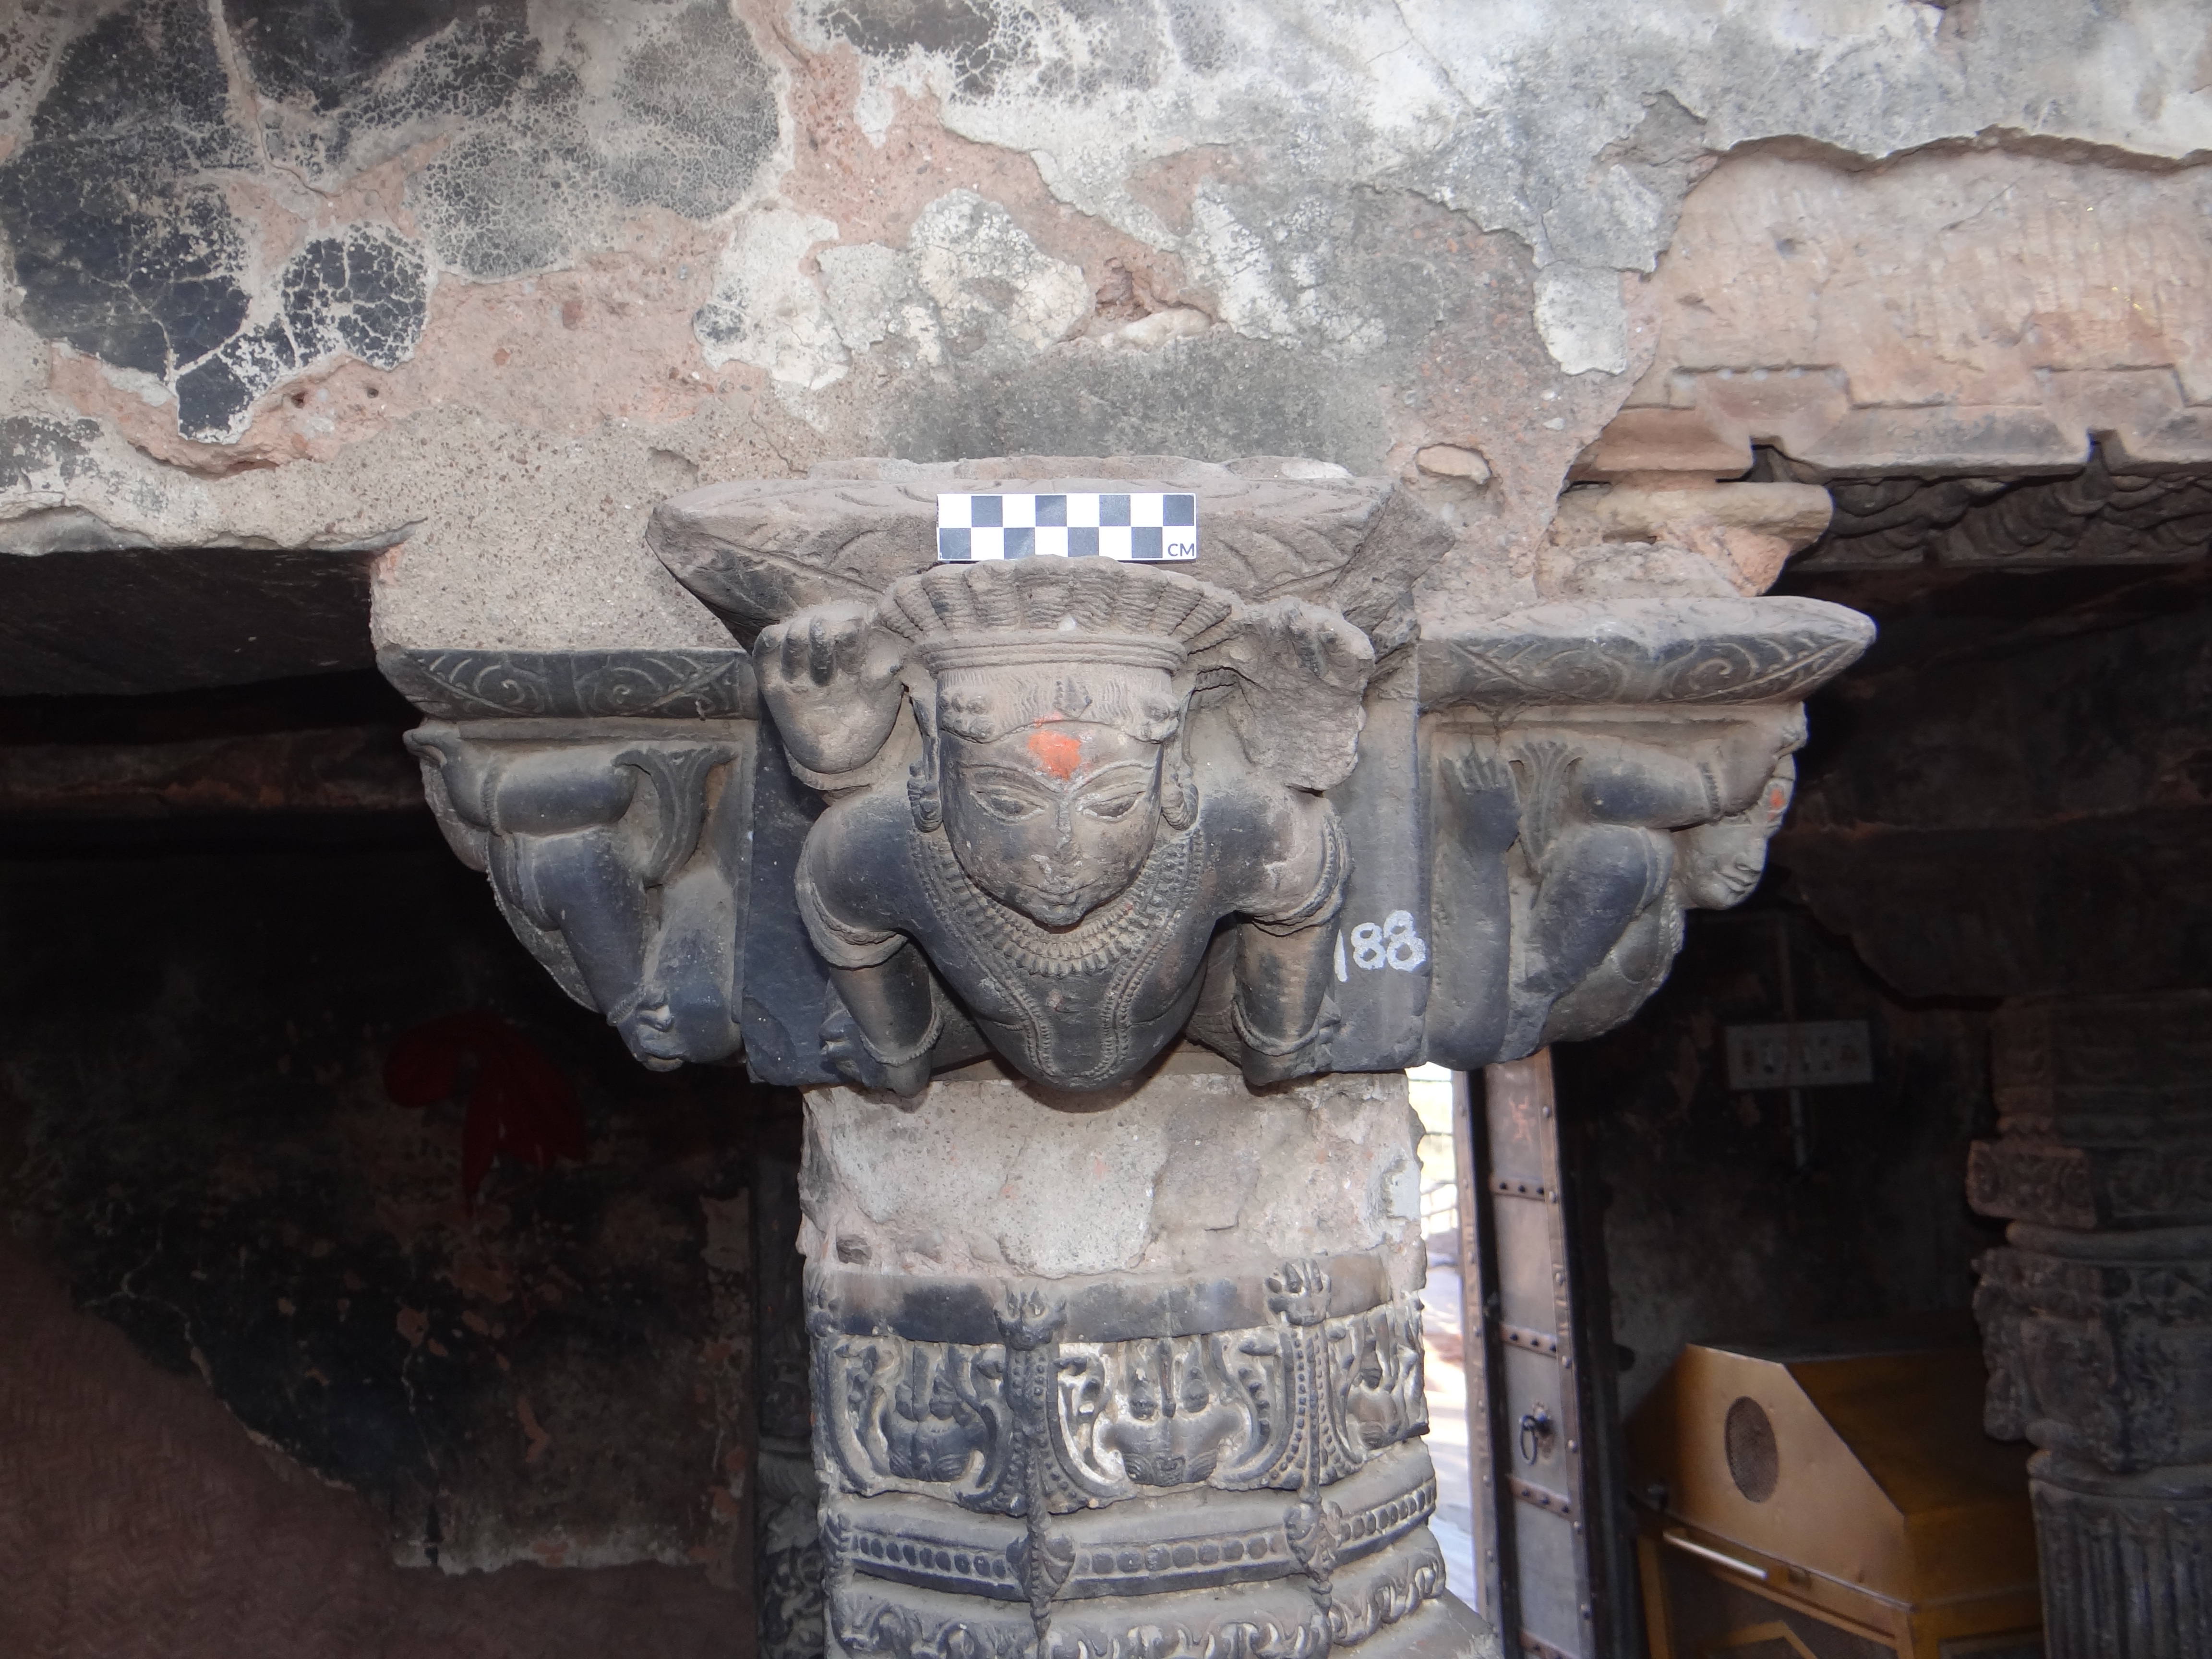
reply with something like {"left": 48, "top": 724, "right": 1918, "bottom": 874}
{"left": 797, "top": 774, "right": 1346, "bottom": 1089}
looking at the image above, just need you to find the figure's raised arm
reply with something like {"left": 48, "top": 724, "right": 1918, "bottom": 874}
{"left": 754, "top": 601, "right": 907, "bottom": 775}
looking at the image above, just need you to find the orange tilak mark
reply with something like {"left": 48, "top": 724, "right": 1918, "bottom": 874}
{"left": 1028, "top": 725, "right": 1084, "bottom": 780}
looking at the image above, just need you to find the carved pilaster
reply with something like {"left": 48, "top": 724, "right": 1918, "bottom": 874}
{"left": 2030, "top": 1455, "right": 2212, "bottom": 1659}
{"left": 1971, "top": 993, "right": 2212, "bottom": 1658}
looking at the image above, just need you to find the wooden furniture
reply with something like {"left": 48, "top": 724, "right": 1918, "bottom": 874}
{"left": 1627, "top": 1322, "right": 2041, "bottom": 1659}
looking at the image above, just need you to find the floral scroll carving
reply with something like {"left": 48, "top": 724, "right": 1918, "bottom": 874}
{"left": 810, "top": 1257, "right": 1443, "bottom": 1657}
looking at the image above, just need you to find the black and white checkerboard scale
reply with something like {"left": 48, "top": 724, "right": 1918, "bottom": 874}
{"left": 936, "top": 492, "right": 1198, "bottom": 562}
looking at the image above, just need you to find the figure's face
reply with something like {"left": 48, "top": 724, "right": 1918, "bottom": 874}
{"left": 1678, "top": 767, "right": 1795, "bottom": 911}
{"left": 940, "top": 721, "right": 1164, "bottom": 927}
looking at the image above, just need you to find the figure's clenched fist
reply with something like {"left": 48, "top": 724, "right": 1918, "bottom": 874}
{"left": 754, "top": 601, "right": 906, "bottom": 774}
{"left": 1215, "top": 598, "right": 1375, "bottom": 791}
{"left": 1236, "top": 600, "right": 1373, "bottom": 695}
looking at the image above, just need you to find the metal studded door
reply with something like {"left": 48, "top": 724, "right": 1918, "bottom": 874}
{"left": 1455, "top": 1052, "right": 1636, "bottom": 1659}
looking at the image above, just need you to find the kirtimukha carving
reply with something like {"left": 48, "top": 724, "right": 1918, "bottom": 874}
{"left": 761, "top": 558, "right": 1367, "bottom": 1094}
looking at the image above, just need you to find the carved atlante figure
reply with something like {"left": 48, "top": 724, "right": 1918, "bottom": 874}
{"left": 1426, "top": 717, "right": 1800, "bottom": 1067}
{"left": 1538, "top": 756, "right": 1796, "bottom": 1042}
{"left": 755, "top": 558, "right": 1372, "bottom": 1094}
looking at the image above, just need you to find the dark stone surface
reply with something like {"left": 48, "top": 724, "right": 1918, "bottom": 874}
{"left": 176, "top": 226, "right": 430, "bottom": 441}
{"left": 0, "top": 546, "right": 376, "bottom": 696}
{"left": 813, "top": 0, "right": 1220, "bottom": 104}
{"left": 1322, "top": 697, "right": 1430, "bottom": 1072}
{"left": 382, "top": 0, "right": 781, "bottom": 278}
{"left": 0, "top": 0, "right": 254, "bottom": 377}
{"left": 0, "top": 833, "right": 778, "bottom": 1582}
{"left": 0, "top": 0, "right": 779, "bottom": 432}
{"left": 224, "top": 0, "right": 495, "bottom": 109}
{"left": 738, "top": 728, "right": 842, "bottom": 1087}
{"left": 1776, "top": 561, "right": 2212, "bottom": 998}
{"left": 817, "top": 0, "right": 1006, "bottom": 97}
{"left": 0, "top": 415, "right": 104, "bottom": 491}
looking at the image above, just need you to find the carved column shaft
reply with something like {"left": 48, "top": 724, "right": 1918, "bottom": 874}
{"left": 1970, "top": 991, "right": 2212, "bottom": 1658}
{"left": 799, "top": 1066, "right": 1485, "bottom": 1659}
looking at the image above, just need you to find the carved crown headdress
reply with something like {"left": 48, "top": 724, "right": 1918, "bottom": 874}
{"left": 878, "top": 560, "right": 1237, "bottom": 676}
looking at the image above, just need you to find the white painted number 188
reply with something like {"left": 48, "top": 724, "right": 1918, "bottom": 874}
{"left": 1334, "top": 911, "right": 1429, "bottom": 980}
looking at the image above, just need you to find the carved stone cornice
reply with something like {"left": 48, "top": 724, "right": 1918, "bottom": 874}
{"left": 1796, "top": 448, "right": 2212, "bottom": 572}
{"left": 378, "top": 646, "right": 757, "bottom": 720}
{"left": 1415, "top": 596, "right": 1874, "bottom": 715}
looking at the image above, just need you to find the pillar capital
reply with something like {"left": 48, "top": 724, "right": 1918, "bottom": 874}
{"left": 377, "top": 456, "right": 1867, "bottom": 1094}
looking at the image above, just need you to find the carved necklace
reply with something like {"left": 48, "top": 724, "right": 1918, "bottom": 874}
{"left": 913, "top": 822, "right": 1203, "bottom": 980}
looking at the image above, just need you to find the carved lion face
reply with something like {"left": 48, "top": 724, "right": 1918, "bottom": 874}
{"left": 939, "top": 720, "right": 1164, "bottom": 927}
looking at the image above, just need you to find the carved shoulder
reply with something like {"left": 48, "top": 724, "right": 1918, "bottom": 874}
{"left": 794, "top": 791, "right": 915, "bottom": 968}
{"left": 1199, "top": 779, "right": 1347, "bottom": 931}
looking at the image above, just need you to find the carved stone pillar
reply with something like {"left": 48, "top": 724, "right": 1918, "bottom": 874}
{"left": 1969, "top": 991, "right": 2212, "bottom": 1659}
{"left": 378, "top": 454, "right": 1872, "bottom": 1652}
{"left": 799, "top": 1067, "right": 1466, "bottom": 1659}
